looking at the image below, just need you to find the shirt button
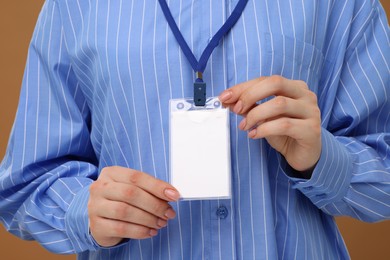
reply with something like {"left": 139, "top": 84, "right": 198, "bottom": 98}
{"left": 216, "top": 206, "right": 228, "bottom": 219}
{"left": 316, "top": 193, "right": 327, "bottom": 198}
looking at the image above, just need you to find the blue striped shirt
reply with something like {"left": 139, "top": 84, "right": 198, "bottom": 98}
{"left": 1, "top": 0, "right": 389, "bottom": 259}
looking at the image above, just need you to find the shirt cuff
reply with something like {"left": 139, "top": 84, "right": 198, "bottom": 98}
{"left": 285, "top": 129, "right": 354, "bottom": 208}
{"left": 65, "top": 185, "right": 99, "bottom": 252}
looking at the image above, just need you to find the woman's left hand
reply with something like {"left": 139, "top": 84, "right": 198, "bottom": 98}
{"left": 219, "top": 75, "right": 322, "bottom": 173}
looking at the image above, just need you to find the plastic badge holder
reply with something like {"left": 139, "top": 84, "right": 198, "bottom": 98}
{"left": 169, "top": 97, "right": 231, "bottom": 200}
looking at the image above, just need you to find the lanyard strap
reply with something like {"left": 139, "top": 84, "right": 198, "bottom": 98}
{"left": 158, "top": 0, "right": 249, "bottom": 106}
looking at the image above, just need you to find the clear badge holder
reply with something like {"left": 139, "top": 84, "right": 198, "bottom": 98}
{"left": 169, "top": 97, "right": 232, "bottom": 200}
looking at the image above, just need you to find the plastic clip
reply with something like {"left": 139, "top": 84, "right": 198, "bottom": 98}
{"left": 194, "top": 82, "right": 206, "bottom": 106}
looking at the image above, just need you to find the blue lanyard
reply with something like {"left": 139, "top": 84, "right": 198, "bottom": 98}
{"left": 158, "top": 0, "right": 249, "bottom": 106}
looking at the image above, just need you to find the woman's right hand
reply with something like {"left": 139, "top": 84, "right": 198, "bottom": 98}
{"left": 88, "top": 166, "right": 180, "bottom": 247}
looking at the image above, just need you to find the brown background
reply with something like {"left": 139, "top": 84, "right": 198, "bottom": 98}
{"left": 0, "top": 1, "right": 389, "bottom": 259}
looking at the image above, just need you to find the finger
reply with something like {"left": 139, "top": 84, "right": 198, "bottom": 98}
{"left": 233, "top": 76, "right": 309, "bottom": 115}
{"left": 240, "top": 96, "right": 320, "bottom": 131}
{"left": 93, "top": 200, "right": 168, "bottom": 229}
{"left": 248, "top": 117, "right": 320, "bottom": 141}
{"left": 101, "top": 166, "right": 180, "bottom": 202}
{"left": 90, "top": 216, "right": 159, "bottom": 242}
{"left": 218, "top": 76, "right": 268, "bottom": 104}
{"left": 100, "top": 181, "right": 176, "bottom": 220}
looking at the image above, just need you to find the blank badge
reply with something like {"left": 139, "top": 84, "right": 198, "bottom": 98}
{"left": 169, "top": 97, "right": 231, "bottom": 200}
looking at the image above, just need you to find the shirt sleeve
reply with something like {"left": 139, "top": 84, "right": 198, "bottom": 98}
{"left": 286, "top": 1, "right": 390, "bottom": 222}
{"left": 0, "top": 0, "right": 99, "bottom": 253}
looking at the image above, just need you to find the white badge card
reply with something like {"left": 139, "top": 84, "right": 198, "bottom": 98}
{"left": 169, "top": 97, "right": 231, "bottom": 200}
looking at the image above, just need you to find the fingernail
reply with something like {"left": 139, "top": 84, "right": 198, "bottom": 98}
{"left": 149, "top": 229, "right": 158, "bottom": 236}
{"left": 157, "top": 218, "right": 167, "bottom": 228}
{"left": 219, "top": 91, "right": 232, "bottom": 102}
{"left": 239, "top": 118, "right": 247, "bottom": 130}
{"left": 164, "top": 189, "right": 180, "bottom": 201}
{"left": 165, "top": 208, "right": 176, "bottom": 219}
{"left": 248, "top": 128, "right": 257, "bottom": 138}
{"left": 233, "top": 100, "right": 243, "bottom": 114}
